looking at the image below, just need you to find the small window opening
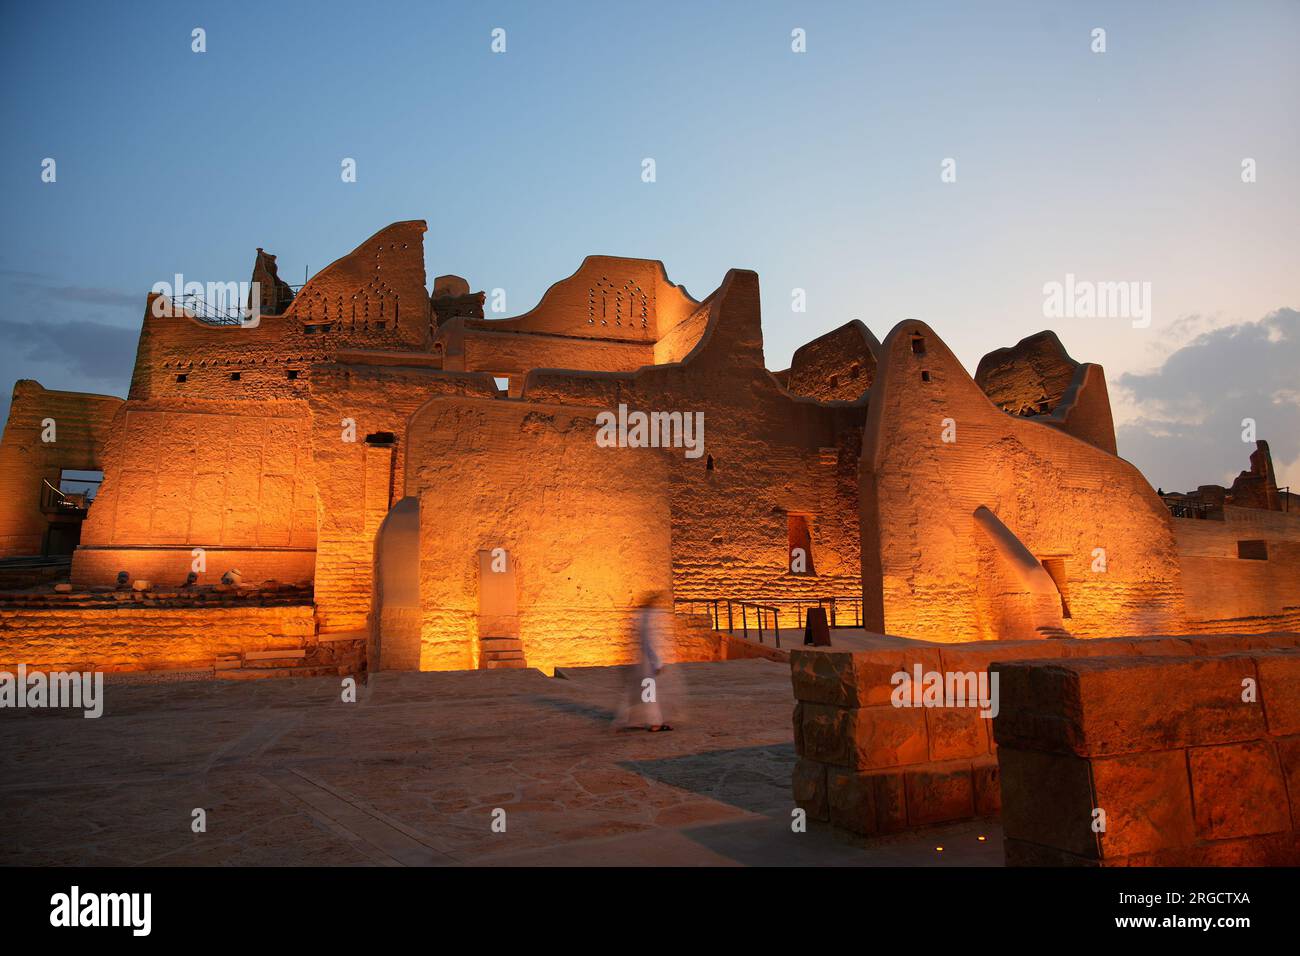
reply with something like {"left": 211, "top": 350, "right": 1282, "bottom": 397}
{"left": 230, "top": 372, "right": 241, "bottom": 381}
{"left": 920, "top": 370, "right": 931, "bottom": 383}
{"left": 286, "top": 369, "right": 299, "bottom": 380}
{"left": 787, "top": 513, "right": 816, "bottom": 576}
{"left": 1238, "top": 540, "right": 1268, "bottom": 560}
{"left": 175, "top": 373, "right": 187, "bottom": 383}
{"left": 493, "top": 376, "right": 510, "bottom": 393}
{"left": 364, "top": 432, "right": 397, "bottom": 448}
{"left": 706, "top": 454, "right": 715, "bottom": 471}
{"left": 911, "top": 335, "right": 926, "bottom": 354}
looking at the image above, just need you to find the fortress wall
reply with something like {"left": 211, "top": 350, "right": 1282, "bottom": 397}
{"left": 469, "top": 256, "right": 697, "bottom": 344}
{"left": 526, "top": 271, "right": 867, "bottom": 615}
{"left": 71, "top": 399, "right": 317, "bottom": 586}
{"left": 1175, "top": 505, "right": 1300, "bottom": 555}
{"left": 974, "top": 331, "right": 1117, "bottom": 456}
{"left": 128, "top": 222, "right": 434, "bottom": 401}
{"left": 653, "top": 299, "right": 713, "bottom": 365}
{"left": 460, "top": 329, "right": 654, "bottom": 379}
{"left": 129, "top": 302, "right": 326, "bottom": 401}
{"left": 395, "top": 271, "right": 868, "bottom": 671}
{"left": 404, "top": 398, "right": 674, "bottom": 674}
{"left": 0, "top": 381, "right": 123, "bottom": 557}
{"left": 307, "top": 364, "right": 499, "bottom": 634}
{"left": 783, "top": 321, "right": 878, "bottom": 403}
{"left": 283, "top": 220, "right": 431, "bottom": 348}
{"left": 1174, "top": 507, "right": 1300, "bottom": 626}
{"left": 862, "top": 321, "right": 1184, "bottom": 643}
{"left": 974, "top": 331, "right": 1079, "bottom": 415}
{"left": 1052, "top": 364, "right": 1118, "bottom": 455}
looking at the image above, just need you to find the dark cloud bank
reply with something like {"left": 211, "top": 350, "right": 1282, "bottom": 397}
{"left": 1116, "top": 308, "right": 1299, "bottom": 493}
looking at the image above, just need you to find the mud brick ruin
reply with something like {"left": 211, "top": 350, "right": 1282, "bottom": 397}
{"left": 2, "top": 218, "right": 1298, "bottom": 863}
{"left": 1, "top": 218, "right": 1298, "bottom": 676}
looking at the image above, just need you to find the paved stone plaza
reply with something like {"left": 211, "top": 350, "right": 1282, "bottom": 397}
{"left": 0, "top": 660, "right": 1000, "bottom": 866}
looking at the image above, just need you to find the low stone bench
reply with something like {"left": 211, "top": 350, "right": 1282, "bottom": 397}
{"left": 790, "top": 632, "right": 1300, "bottom": 840}
{"left": 993, "top": 649, "right": 1300, "bottom": 865}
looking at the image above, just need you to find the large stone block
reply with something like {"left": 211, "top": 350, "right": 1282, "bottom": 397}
{"left": 993, "top": 655, "right": 1266, "bottom": 757}
{"left": 1188, "top": 741, "right": 1289, "bottom": 841}
{"left": 925, "top": 704, "right": 988, "bottom": 761}
{"left": 1277, "top": 735, "right": 1300, "bottom": 831}
{"left": 1091, "top": 750, "right": 1196, "bottom": 858}
{"left": 799, "top": 703, "right": 852, "bottom": 766}
{"left": 790, "top": 645, "right": 942, "bottom": 708}
{"left": 904, "top": 762, "right": 975, "bottom": 826}
{"left": 1185, "top": 633, "right": 1300, "bottom": 655}
{"left": 1254, "top": 650, "right": 1300, "bottom": 736}
{"left": 790, "top": 650, "right": 858, "bottom": 706}
{"left": 792, "top": 701, "right": 805, "bottom": 756}
{"left": 827, "top": 766, "right": 908, "bottom": 834}
{"left": 972, "top": 756, "right": 1000, "bottom": 816}
{"left": 799, "top": 702, "right": 929, "bottom": 769}
{"left": 997, "top": 746, "right": 1099, "bottom": 860}
{"left": 938, "top": 641, "right": 1072, "bottom": 677}
{"left": 791, "top": 758, "right": 828, "bottom": 821}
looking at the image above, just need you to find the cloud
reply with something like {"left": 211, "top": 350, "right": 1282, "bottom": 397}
{"left": 0, "top": 317, "right": 137, "bottom": 381}
{"left": 6, "top": 279, "right": 141, "bottom": 308}
{"left": 1115, "top": 307, "right": 1299, "bottom": 492}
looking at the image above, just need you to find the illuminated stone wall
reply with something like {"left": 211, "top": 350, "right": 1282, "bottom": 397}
{"left": 405, "top": 398, "right": 674, "bottom": 673}
{"left": 306, "top": 361, "right": 499, "bottom": 634}
{"left": 974, "top": 331, "right": 1117, "bottom": 455}
{"left": 72, "top": 399, "right": 317, "bottom": 587}
{"left": 782, "top": 320, "right": 879, "bottom": 403}
{"left": 860, "top": 321, "right": 1184, "bottom": 642}
{"left": 518, "top": 270, "right": 867, "bottom": 620}
{"left": 128, "top": 221, "right": 432, "bottom": 402}
{"left": 0, "top": 604, "right": 314, "bottom": 672}
{"left": 435, "top": 255, "right": 702, "bottom": 380}
{"left": 5, "top": 217, "right": 1292, "bottom": 678}
{"left": 1175, "top": 505, "right": 1300, "bottom": 629}
{"left": 398, "top": 269, "right": 867, "bottom": 672}
{"left": 0, "top": 381, "right": 122, "bottom": 557}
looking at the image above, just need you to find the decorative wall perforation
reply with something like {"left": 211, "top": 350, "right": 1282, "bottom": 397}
{"left": 586, "top": 277, "right": 649, "bottom": 330}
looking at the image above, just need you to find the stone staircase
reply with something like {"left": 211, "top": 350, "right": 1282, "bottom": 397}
{"left": 1035, "top": 624, "right": 1073, "bottom": 640}
{"left": 479, "top": 636, "right": 526, "bottom": 669}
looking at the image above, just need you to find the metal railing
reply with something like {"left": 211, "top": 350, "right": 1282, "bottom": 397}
{"left": 164, "top": 294, "right": 251, "bottom": 326}
{"left": 1160, "top": 496, "right": 1215, "bottom": 520}
{"left": 676, "top": 594, "right": 865, "bottom": 649}
{"left": 792, "top": 596, "right": 862, "bottom": 629}
{"left": 41, "top": 479, "right": 95, "bottom": 514}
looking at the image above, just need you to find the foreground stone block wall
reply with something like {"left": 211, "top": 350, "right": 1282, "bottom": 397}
{"left": 791, "top": 633, "right": 1300, "bottom": 840}
{"left": 994, "top": 651, "right": 1300, "bottom": 865}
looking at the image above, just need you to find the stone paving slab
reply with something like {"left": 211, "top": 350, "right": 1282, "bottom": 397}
{"left": 0, "top": 660, "right": 1001, "bottom": 866}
